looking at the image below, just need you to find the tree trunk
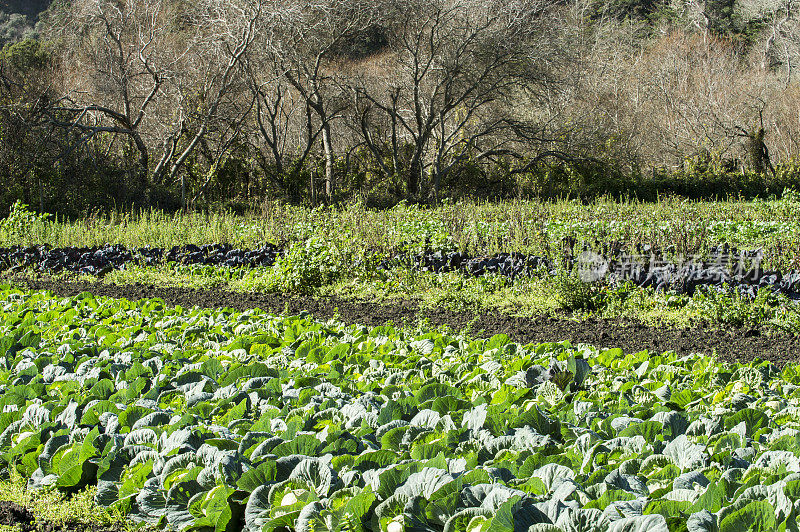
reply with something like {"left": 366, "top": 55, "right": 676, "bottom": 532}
{"left": 310, "top": 167, "right": 317, "bottom": 207}
{"left": 321, "top": 122, "right": 334, "bottom": 199}
{"left": 407, "top": 157, "right": 422, "bottom": 199}
{"left": 132, "top": 132, "right": 149, "bottom": 193}
{"left": 38, "top": 171, "right": 44, "bottom": 214}
{"left": 747, "top": 127, "right": 766, "bottom": 174}
{"left": 431, "top": 170, "right": 442, "bottom": 204}
{"left": 746, "top": 127, "right": 775, "bottom": 176}
{"left": 22, "top": 170, "right": 30, "bottom": 207}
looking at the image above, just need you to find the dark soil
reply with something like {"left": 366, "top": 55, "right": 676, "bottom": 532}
{"left": 7, "top": 276, "right": 800, "bottom": 368}
{"left": 0, "top": 501, "right": 34, "bottom": 531}
{"left": 0, "top": 500, "right": 120, "bottom": 532}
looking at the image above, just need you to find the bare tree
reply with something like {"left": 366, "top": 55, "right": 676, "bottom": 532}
{"left": 267, "top": 0, "right": 381, "bottom": 200}
{"left": 163, "top": 0, "right": 265, "bottom": 206}
{"left": 634, "top": 30, "right": 768, "bottom": 169}
{"left": 243, "top": 10, "right": 326, "bottom": 203}
{"left": 42, "top": 0, "right": 265, "bottom": 207}
{"left": 506, "top": 1, "right": 644, "bottom": 178}
{"left": 348, "top": 0, "right": 567, "bottom": 201}
{"left": 46, "top": 0, "right": 184, "bottom": 194}
{"left": 739, "top": 0, "right": 800, "bottom": 87}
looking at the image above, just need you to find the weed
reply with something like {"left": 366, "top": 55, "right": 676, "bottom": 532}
{"left": 5, "top": 197, "right": 800, "bottom": 333}
{"left": 0, "top": 201, "right": 52, "bottom": 245}
{"left": 552, "top": 272, "right": 601, "bottom": 311}
{"left": 268, "top": 237, "right": 345, "bottom": 294}
{"left": 0, "top": 469, "right": 154, "bottom": 532}
{"left": 689, "top": 286, "right": 787, "bottom": 328}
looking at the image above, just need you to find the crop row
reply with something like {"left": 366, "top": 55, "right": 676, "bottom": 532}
{"left": 0, "top": 244, "right": 282, "bottom": 275}
{"left": 3, "top": 242, "right": 800, "bottom": 301}
{"left": 1, "top": 287, "right": 799, "bottom": 530}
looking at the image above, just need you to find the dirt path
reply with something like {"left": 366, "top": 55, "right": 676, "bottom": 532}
{"left": 7, "top": 276, "right": 800, "bottom": 367}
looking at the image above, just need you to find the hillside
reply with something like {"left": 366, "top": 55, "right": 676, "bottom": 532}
{"left": 0, "top": 0, "right": 51, "bottom": 44}
{"left": 0, "top": 0, "right": 795, "bottom": 213}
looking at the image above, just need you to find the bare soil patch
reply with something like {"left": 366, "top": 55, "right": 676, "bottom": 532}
{"left": 7, "top": 276, "right": 800, "bottom": 368}
{"left": 0, "top": 501, "right": 34, "bottom": 531}
{"left": 0, "top": 500, "right": 118, "bottom": 532}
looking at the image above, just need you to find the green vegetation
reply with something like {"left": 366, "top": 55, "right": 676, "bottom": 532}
{"left": 4, "top": 194, "right": 800, "bottom": 266}
{"left": 0, "top": 286, "right": 799, "bottom": 530}
{"left": 1, "top": 2, "right": 799, "bottom": 529}
{"left": 0, "top": 470, "right": 155, "bottom": 531}
{"left": 3, "top": 196, "right": 799, "bottom": 333}
{"left": 0, "top": 0, "right": 49, "bottom": 45}
{"left": 93, "top": 265, "right": 800, "bottom": 334}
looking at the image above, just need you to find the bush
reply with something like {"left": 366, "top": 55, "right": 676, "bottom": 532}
{"left": 690, "top": 286, "right": 784, "bottom": 328}
{"left": 0, "top": 200, "right": 51, "bottom": 245}
{"left": 552, "top": 272, "right": 601, "bottom": 311}
{"left": 269, "top": 237, "right": 344, "bottom": 293}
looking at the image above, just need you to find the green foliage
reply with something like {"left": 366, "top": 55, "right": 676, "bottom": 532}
{"left": 552, "top": 272, "right": 601, "bottom": 311}
{"left": 269, "top": 236, "right": 345, "bottom": 293}
{"left": 588, "top": 0, "right": 675, "bottom": 24}
{"left": 0, "top": 468, "right": 149, "bottom": 532}
{"left": 385, "top": 201, "right": 455, "bottom": 254}
{"left": 0, "top": 12, "right": 41, "bottom": 46}
{"left": 0, "top": 38, "right": 50, "bottom": 74}
{"left": 690, "top": 286, "right": 786, "bottom": 328}
{"left": 781, "top": 186, "right": 800, "bottom": 201}
{"left": 0, "top": 200, "right": 51, "bottom": 245}
{"left": 0, "top": 286, "right": 797, "bottom": 530}
{"left": 8, "top": 196, "right": 800, "bottom": 334}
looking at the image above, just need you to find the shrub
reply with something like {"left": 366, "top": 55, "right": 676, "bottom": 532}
{"left": 552, "top": 272, "right": 600, "bottom": 311}
{"left": 269, "top": 236, "right": 344, "bottom": 293}
{"left": 0, "top": 200, "right": 51, "bottom": 245}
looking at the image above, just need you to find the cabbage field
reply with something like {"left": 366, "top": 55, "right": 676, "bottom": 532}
{"left": 1, "top": 285, "right": 800, "bottom": 531}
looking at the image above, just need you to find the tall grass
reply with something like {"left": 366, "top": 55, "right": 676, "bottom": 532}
{"left": 4, "top": 195, "right": 800, "bottom": 270}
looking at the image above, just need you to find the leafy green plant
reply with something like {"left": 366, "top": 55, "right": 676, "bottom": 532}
{"left": 385, "top": 202, "right": 455, "bottom": 255}
{"left": 0, "top": 285, "right": 795, "bottom": 531}
{"left": 269, "top": 236, "right": 345, "bottom": 293}
{"left": 780, "top": 187, "right": 800, "bottom": 204}
{"left": 0, "top": 200, "right": 51, "bottom": 245}
{"left": 690, "top": 286, "right": 784, "bottom": 328}
{"left": 551, "top": 272, "right": 601, "bottom": 311}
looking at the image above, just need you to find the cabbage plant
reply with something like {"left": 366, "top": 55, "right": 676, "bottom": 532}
{"left": 0, "top": 286, "right": 798, "bottom": 531}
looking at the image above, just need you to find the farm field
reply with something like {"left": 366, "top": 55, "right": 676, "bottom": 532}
{"left": 8, "top": 0, "right": 800, "bottom": 527}
{"left": 1, "top": 196, "right": 800, "bottom": 530}
{"left": 1, "top": 285, "right": 799, "bottom": 532}
{"left": 3, "top": 196, "right": 800, "bottom": 356}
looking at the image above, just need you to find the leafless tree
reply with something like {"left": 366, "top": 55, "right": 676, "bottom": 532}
{"left": 45, "top": 0, "right": 185, "bottom": 194}
{"left": 42, "top": 0, "right": 264, "bottom": 207}
{"left": 166, "top": 0, "right": 265, "bottom": 206}
{"left": 347, "top": 0, "right": 568, "bottom": 201}
{"left": 267, "top": 0, "right": 382, "bottom": 200}
{"left": 22, "top": 0, "right": 800, "bottom": 209}
{"left": 739, "top": 0, "right": 800, "bottom": 87}
{"left": 633, "top": 30, "right": 768, "bottom": 169}
{"left": 509, "top": 2, "right": 644, "bottom": 176}
{"left": 243, "top": 8, "right": 325, "bottom": 203}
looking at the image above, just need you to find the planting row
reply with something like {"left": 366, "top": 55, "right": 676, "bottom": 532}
{"left": 1, "top": 287, "right": 799, "bottom": 530}
{"left": 2, "top": 243, "right": 800, "bottom": 300}
{"left": 0, "top": 244, "right": 282, "bottom": 274}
